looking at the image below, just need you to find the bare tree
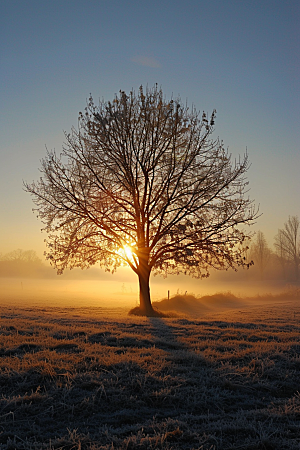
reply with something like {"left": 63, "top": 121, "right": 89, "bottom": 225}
{"left": 274, "top": 216, "right": 300, "bottom": 280}
{"left": 250, "top": 231, "right": 271, "bottom": 279}
{"left": 274, "top": 227, "right": 288, "bottom": 279}
{"left": 25, "top": 86, "right": 258, "bottom": 315}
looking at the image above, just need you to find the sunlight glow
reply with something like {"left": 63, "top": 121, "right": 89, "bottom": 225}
{"left": 117, "top": 244, "right": 137, "bottom": 266}
{"left": 123, "top": 245, "right": 134, "bottom": 261}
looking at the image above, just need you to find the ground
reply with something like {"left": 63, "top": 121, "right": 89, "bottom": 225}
{"left": 0, "top": 295, "right": 300, "bottom": 449}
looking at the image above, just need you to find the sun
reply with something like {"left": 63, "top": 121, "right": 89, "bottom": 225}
{"left": 118, "top": 244, "right": 136, "bottom": 265}
{"left": 123, "top": 245, "right": 134, "bottom": 260}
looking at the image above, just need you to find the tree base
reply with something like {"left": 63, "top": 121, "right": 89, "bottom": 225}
{"left": 128, "top": 306, "right": 166, "bottom": 317}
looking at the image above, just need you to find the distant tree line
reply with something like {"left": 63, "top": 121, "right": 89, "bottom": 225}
{"left": 0, "top": 249, "right": 108, "bottom": 280}
{"left": 0, "top": 249, "right": 42, "bottom": 264}
{"left": 0, "top": 249, "right": 45, "bottom": 278}
{"left": 250, "top": 215, "right": 300, "bottom": 281}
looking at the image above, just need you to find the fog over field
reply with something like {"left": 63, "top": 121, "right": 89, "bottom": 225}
{"left": 0, "top": 262, "right": 295, "bottom": 306}
{"left": 0, "top": 271, "right": 298, "bottom": 314}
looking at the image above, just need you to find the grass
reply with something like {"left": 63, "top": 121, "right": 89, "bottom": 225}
{"left": 1, "top": 295, "right": 300, "bottom": 449}
{"left": 128, "top": 306, "right": 168, "bottom": 317}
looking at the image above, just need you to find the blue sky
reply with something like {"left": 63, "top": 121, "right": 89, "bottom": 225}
{"left": 0, "top": 0, "right": 299, "bottom": 257}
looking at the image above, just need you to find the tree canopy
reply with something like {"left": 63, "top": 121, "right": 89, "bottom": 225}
{"left": 25, "top": 85, "right": 258, "bottom": 315}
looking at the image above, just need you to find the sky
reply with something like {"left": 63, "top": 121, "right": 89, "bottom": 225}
{"left": 1, "top": 0, "right": 299, "bottom": 262}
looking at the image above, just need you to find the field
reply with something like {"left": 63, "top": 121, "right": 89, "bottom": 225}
{"left": 1, "top": 293, "right": 300, "bottom": 449}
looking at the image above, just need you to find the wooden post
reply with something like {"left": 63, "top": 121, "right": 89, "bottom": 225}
{"left": 168, "top": 290, "right": 170, "bottom": 301}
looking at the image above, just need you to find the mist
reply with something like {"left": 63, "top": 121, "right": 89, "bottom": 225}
{"left": 0, "top": 260, "right": 297, "bottom": 314}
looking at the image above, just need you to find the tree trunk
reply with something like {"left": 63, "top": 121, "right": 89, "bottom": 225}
{"left": 136, "top": 246, "right": 154, "bottom": 315}
{"left": 138, "top": 268, "right": 154, "bottom": 314}
{"left": 134, "top": 244, "right": 157, "bottom": 316}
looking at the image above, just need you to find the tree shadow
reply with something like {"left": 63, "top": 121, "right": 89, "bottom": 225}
{"left": 147, "top": 316, "right": 221, "bottom": 414}
{"left": 146, "top": 316, "right": 287, "bottom": 417}
{"left": 148, "top": 316, "right": 208, "bottom": 359}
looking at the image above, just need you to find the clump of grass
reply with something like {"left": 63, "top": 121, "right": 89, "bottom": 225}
{"left": 128, "top": 305, "right": 167, "bottom": 317}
